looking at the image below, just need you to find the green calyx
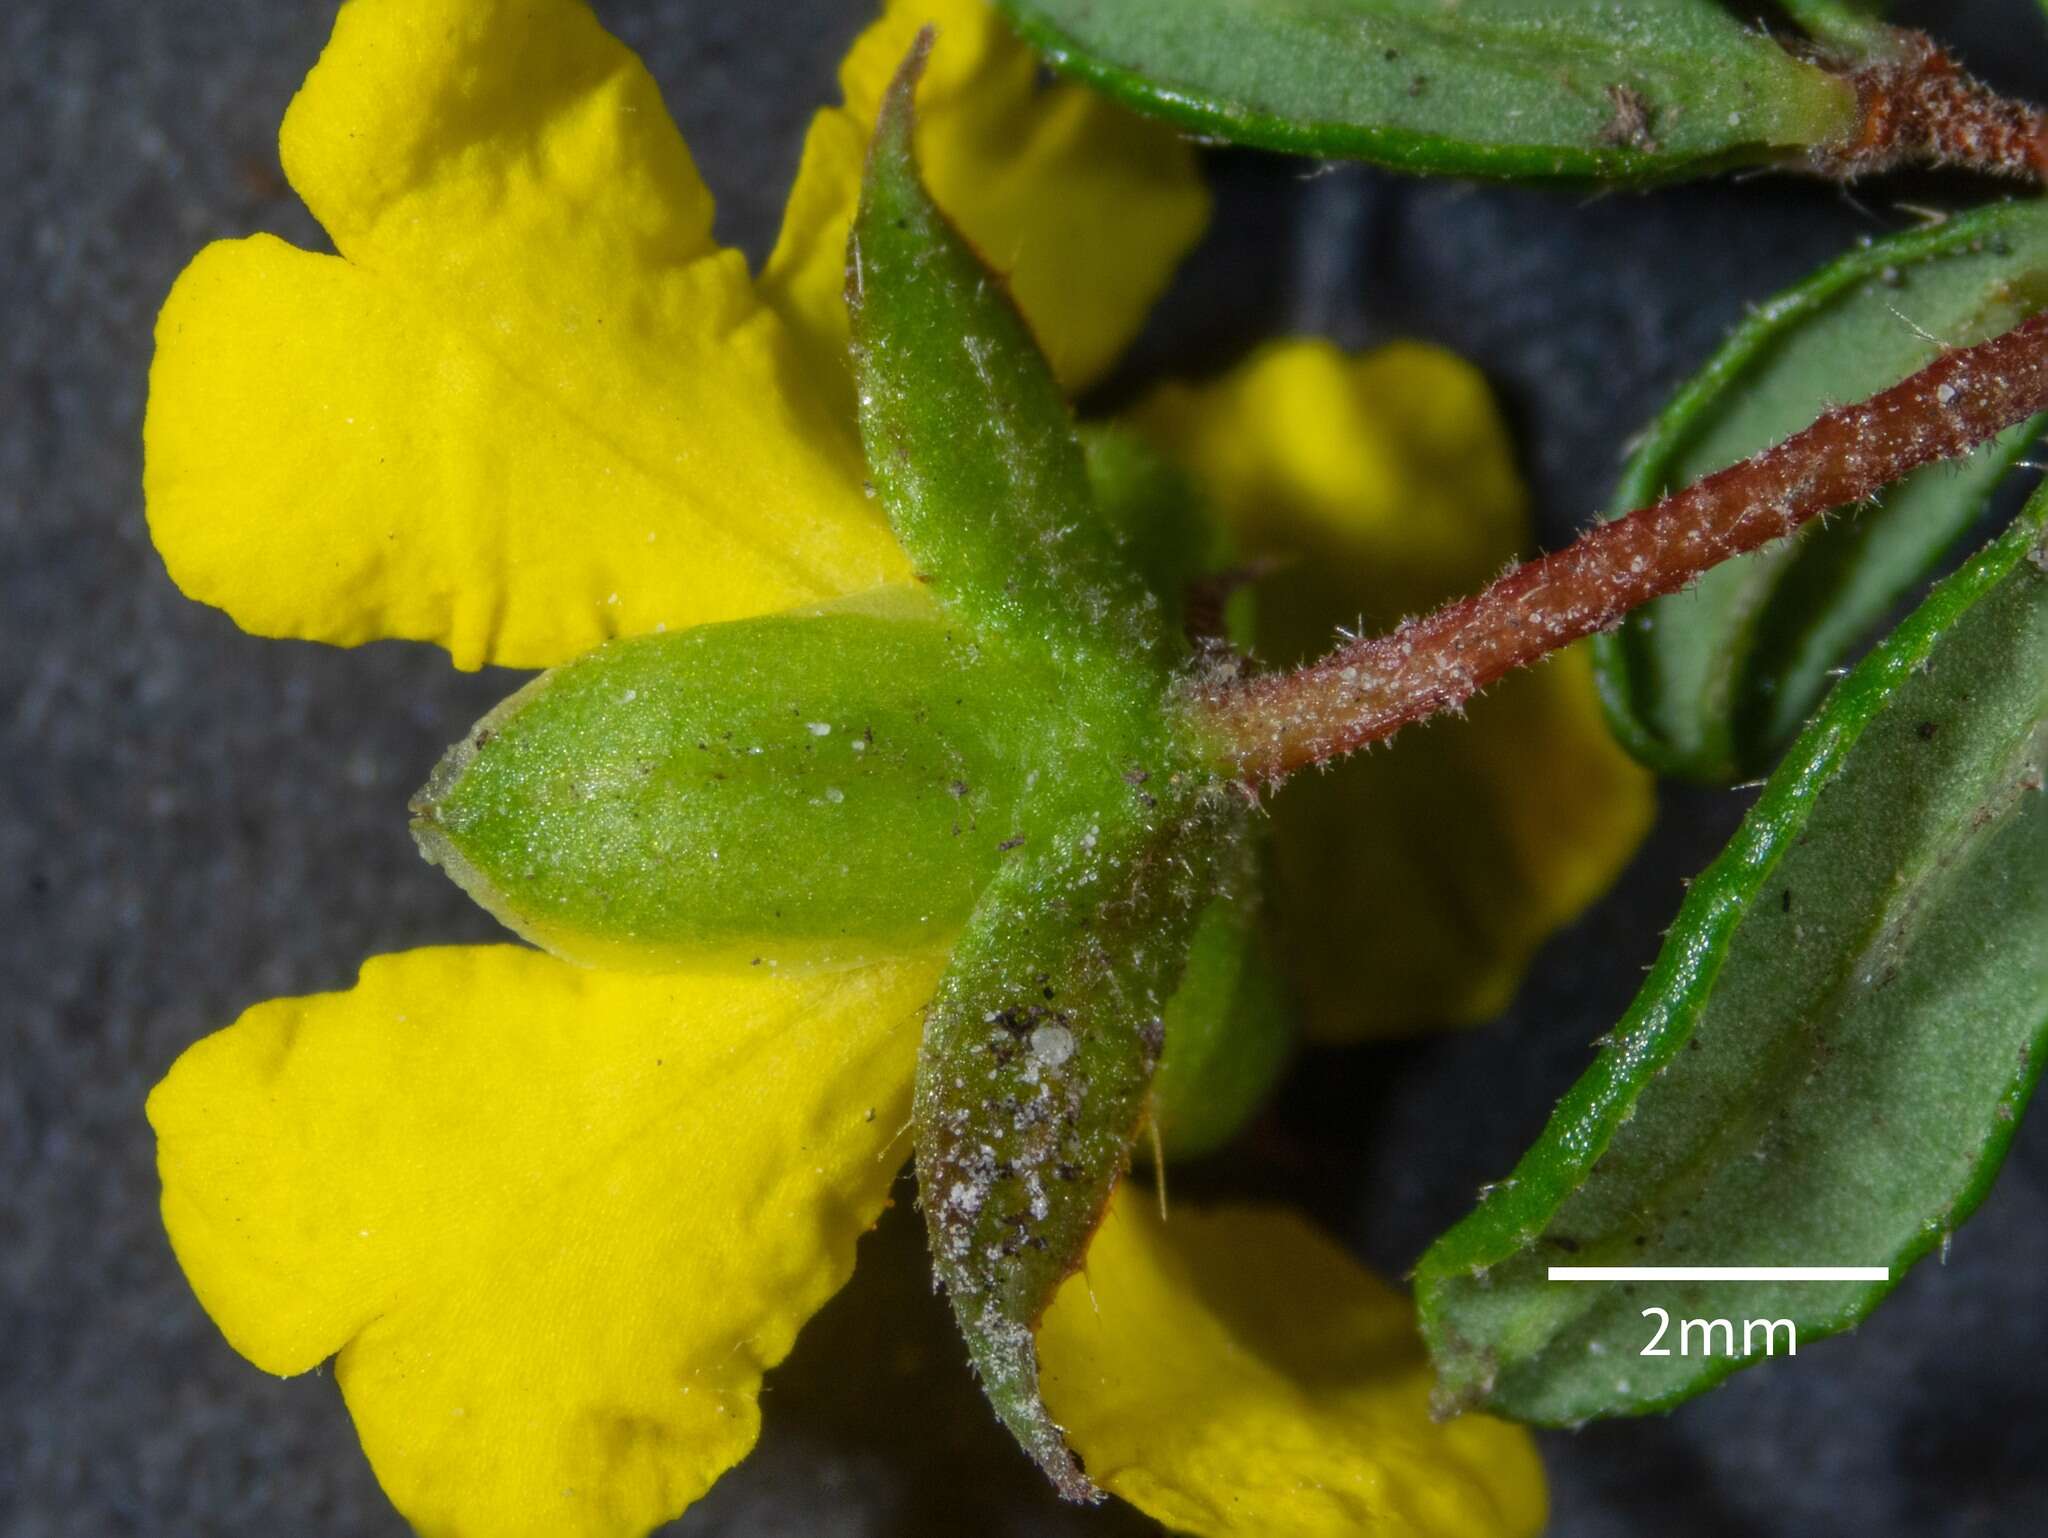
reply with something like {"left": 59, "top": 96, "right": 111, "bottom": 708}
{"left": 413, "top": 29, "right": 1283, "bottom": 1498}
{"left": 410, "top": 586, "right": 1158, "bottom": 973}
{"left": 853, "top": 35, "right": 1259, "bottom": 1496}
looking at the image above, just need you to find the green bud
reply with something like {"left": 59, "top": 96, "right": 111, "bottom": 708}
{"left": 412, "top": 587, "right": 1066, "bottom": 972}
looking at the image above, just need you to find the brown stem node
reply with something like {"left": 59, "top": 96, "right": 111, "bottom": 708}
{"left": 1816, "top": 31, "right": 2048, "bottom": 183}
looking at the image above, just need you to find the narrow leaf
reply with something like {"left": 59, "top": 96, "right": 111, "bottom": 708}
{"left": 998, "top": 0, "right": 1860, "bottom": 180}
{"left": 1416, "top": 492, "right": 2048, "bottom": 1425}
{"left": 849, "top": 36, "right": 1175, "bottom": 672}
{"left": 1596, "top": 198, "right": 2048, "bottom": 780}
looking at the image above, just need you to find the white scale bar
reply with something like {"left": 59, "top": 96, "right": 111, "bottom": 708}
{"left": 1548, "top": 1266, "right": 1888, "bottom": 1282}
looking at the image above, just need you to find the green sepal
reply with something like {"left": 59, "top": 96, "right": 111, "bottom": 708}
{"left": 849, "top": 37, "right": 1178, "bottom": 676}
{"left": 1149, "top": 894, "right": 1295, "bottom": 1161}
{"left": 916, "top": 773, "right": 1248, "bottom": 1498}
{"left": 1078, "top": 423, "right": 1224, "bottom": 648}
{"left": 1595, "top": 198, "right": 2048, "bottom": 781}
{"left": 411, "top": 588, "right": 1068, "bottom": 972}
{"left": 997, "top": 0, "right": 1860, "bottom": 182}
{"left": 1416, "top": 491, "right": 2048, "bottom": 1426}
{"left": 850, "top": 36, "right": 1269, "bottom": 1493}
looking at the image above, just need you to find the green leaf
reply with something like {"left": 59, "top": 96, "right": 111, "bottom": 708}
{"left": 849, "top": 38, "right": 1177, "bottom": 673}
{"left": 997, "top": 0, "right": 1860, "bottom": 180}
{"left": 1416, "top": 493, "right": 2048, "bottom": 1426}
{"left": 916, "top": 779, "right": 1248, "bottom": 1497}
{"left": 411, "top": 588, "right": 1064, "bottom": 971}
{"left": 1595, "top": 198, "right": 2048, "bottom": 781}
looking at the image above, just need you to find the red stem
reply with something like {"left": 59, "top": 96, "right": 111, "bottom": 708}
{"left": 1197, "top": 308, "right": 2048, "bottom": 782}
{"left": 1819, "top": 33, "right": 2048, "bottom": 183}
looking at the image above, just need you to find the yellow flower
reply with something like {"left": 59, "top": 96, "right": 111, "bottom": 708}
{"left": 143, "top": 1, "right": 1650, "bottom": 1534}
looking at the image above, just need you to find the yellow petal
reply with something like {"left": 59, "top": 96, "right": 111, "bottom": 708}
{"left": 760, "top": 0, "right": 1210, "bottom": 398}
{"left": 148, "top": 946, "right": 940, "bottom": 1538}
{"left": 145, "top": 0, "right": 906, "bottom": 670}
{"left": 1039, "top": 1192, "right": 1546, "bottom": 1537}
{"left": 1130, "top": 339, "right": 1654, "bottom": 1038}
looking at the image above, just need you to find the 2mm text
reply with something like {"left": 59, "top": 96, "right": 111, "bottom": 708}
{"left": 1641, "top": 1306, "right": 1796, "bottom": 1357}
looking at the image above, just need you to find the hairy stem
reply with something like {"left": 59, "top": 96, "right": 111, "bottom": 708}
{"left": 1818, "top": 32, "right": 2048, "bottom": 182}
{"left": 1197, "top": 307, "right": 2048, "bottom": 782}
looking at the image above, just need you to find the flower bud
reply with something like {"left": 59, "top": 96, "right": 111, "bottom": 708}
{"left": 413, "top": 590, "right": 1051, "bottom": 971}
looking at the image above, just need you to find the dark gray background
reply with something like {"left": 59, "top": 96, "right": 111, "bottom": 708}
{"left": 7, "top": 1, "right": 2047, "bottom": 1533}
